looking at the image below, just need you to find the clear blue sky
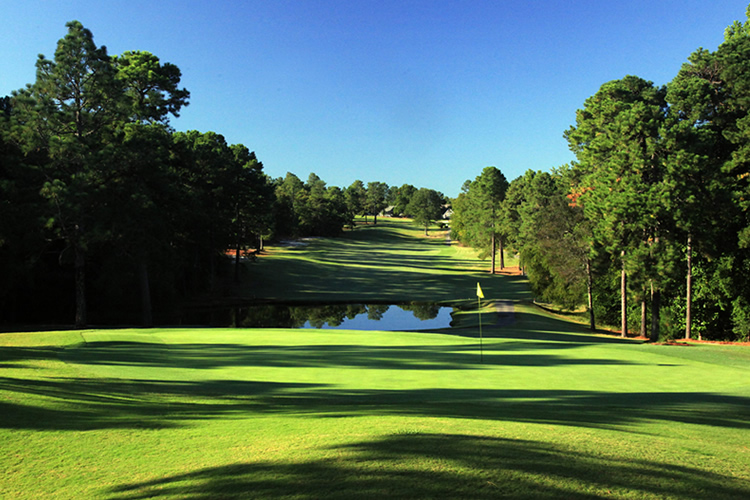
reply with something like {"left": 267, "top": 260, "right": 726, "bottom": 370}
{"left": 2, "top": 0, "right": 748, "bottom": 196}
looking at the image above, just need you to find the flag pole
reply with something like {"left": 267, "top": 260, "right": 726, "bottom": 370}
{"left": 477, "top": 282, "right": 484, "bottom": 363}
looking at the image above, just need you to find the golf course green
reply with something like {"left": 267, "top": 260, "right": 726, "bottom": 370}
{"left": 2, "top": 219, "right": 749, "bottom": 499}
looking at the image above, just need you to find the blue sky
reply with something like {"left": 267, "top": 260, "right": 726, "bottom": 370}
{"left": 2, "top": 0, "right": 749, "bottom": 196}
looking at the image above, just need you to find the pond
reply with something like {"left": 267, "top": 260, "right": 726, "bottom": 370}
{"left": 185, "top": 303, "right": 455, "bottom": 330}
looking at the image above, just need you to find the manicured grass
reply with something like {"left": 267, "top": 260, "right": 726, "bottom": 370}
{"left": 242, "top": 218, "right": 527, "bottom": 304}
{"left": 2, "top": 326, "right": 749, "bottom": 499}
{"left": 2, "top": 220, "right": 749, "bottom": 498}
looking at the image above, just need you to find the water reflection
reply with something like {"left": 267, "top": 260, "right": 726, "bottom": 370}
{"left": 187, "top": 303, "right": 454, "bottom": 330}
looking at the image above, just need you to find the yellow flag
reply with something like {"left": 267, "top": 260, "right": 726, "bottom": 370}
{"left": 476, "top": 282, "right": 484, "bottom": 299}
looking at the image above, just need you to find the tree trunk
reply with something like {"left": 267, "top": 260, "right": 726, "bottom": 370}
{"left": 586, "top": 258, "right": 595, "bottom": 331}
{"left": 686, "top": 233, "right": 693, "bottom": 340}
{"left": 499, "top": 237, "right": 505, "bottom": 269}
{"left": 74, "top": 244, "right": 87, "bottom": 328}
{"left": 650, "top": 283, "right": 661, "bottom": 342}
{"left": 208, "top": 229, "right": 217, "bottom": 291}
{"left": 640, "top": 295, "right": 647, "bottom": 338}
{"left": 234, "top": 241, "right": 242, "bottom": 283}
{"left": 139, "top": 258, "right": 153, "bottom": 327}
{"left": 490, "top": 232, "right": 496, "bottom": 275}
{"left": 621, "top": 251, "right": 627, "bottom": 338}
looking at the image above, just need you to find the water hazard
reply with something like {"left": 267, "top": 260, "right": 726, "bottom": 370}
{"left": 186, "top": 303, "right": 455, "bottom": 330}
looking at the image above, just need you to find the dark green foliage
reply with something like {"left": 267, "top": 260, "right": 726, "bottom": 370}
{"left": 364, "top": 181, "right": 389, "bottom": 224}
{"left": 450, "top": 166, "right": 508, "bottom": 273}
{"left": 566, "top": 75, "right": 671, "bottom": 339}
{"left": 113, "top": 50, "right": 190, "bottom": 124}
{"left": 405, "top": 188, "right": 444, "bottom": 235}
{"left": 11, "top": 21, "right": 130, "bottom": 327}
{"left": 1, "top": 21, "right": 277, "bottom": 326}
{"left": 487, "top": 5, "right": 750, "bottom": 341}
{"left": 542, "top": 5, "right": 750, "bottom": 341}
{"left": 300, "top": 174, "right": 350, "bottom": 237}
{"left": 387, "top": 183, "right": 417, "bottom": 216}
{"left": 0, "top": 97, "right": 50, "bottom": 322}
{"left": 345, "top": 180, "right": 367, "bottom": 222}
{"left": 273, "top": 172, "right": 350, "bottom": 239}
{"left": 502, "top": 169, "right": 593, "bottom": 314}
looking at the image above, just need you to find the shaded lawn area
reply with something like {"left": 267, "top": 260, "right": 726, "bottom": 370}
{"left": 105, "top": 433, "right": 748, "bottom": 500}
{"left": 1, "top": 323, "right": 749, "bottom": 499}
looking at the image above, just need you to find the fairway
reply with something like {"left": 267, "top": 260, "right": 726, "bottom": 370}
{"left": 240, "top": 218, "right": 530, "bottom": 304}
{"left": 2, "top": 221, "right": 750, "bottom": 499}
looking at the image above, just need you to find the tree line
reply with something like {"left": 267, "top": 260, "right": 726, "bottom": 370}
{"left": 18, "top": 9, "right": 750, "bottom": 342}
{"left": 0, "top": 21, "right": 446, "bottom": 327}
{"left": 451, "top": 6, "right": 750, "bottom": 342}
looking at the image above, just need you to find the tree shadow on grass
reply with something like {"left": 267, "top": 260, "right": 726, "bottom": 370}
{"left": 251, "top": 388, "right": 750, "bottom": 431}
{"left": 106, "top": 433, "right": 750, "bottom": 499}
{"left": 55, "top": 340, "right": 640, "bottom": 371}
{"left": 0, "top": 346, "right": 62, "bottom": 368}
{"left": 0, "top": 376, "right": 326, "bottom": 430}
{"left": 448, "top": 307, "right": 639, "bottom": 344}
{"left": 2, "top": 373, "right": 748, "bottom": 432}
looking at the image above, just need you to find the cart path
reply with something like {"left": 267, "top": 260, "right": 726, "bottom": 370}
{"left": 494, "top": 300, "right": 516, "bottom": 328}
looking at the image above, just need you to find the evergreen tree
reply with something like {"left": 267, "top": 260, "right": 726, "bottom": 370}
{"left": 450, "top": 167, "right": 509, "bottom": 274}
{"left": 345, "top": 180, "right": 367, "bottom": 224}
{"left": 406, "top": 188, "right": 444, "bottom": 235}
{"left": 12, "top": 21, "right": 125, "bottom": 327}
{"left": 565, "top": 76, "right": 669, "bottom": 340}
{"left": 364, "top": 181, "right": 389, "bottom": 224}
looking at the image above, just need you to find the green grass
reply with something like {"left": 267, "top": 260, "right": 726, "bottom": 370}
{"left": 2, "top": 219, "right": 749, "bottom": 499}
{"left": 241, "top": 218, "right": 526, "bottom": 304}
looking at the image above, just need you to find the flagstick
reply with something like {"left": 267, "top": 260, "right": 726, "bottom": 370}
{"left": 478, "top": 294, "right": 483, "bottom": 363}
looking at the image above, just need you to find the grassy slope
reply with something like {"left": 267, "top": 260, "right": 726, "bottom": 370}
{"left": 1, "top": 219, "right": 749, "bottom": 499}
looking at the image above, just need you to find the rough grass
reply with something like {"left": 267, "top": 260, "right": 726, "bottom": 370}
{"left": 2, "top": 219, "right": 749, "bottom": 499}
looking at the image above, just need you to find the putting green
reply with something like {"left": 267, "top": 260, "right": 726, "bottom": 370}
{"left": 2, "top": 321, "right": 749, "bottom": 499}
